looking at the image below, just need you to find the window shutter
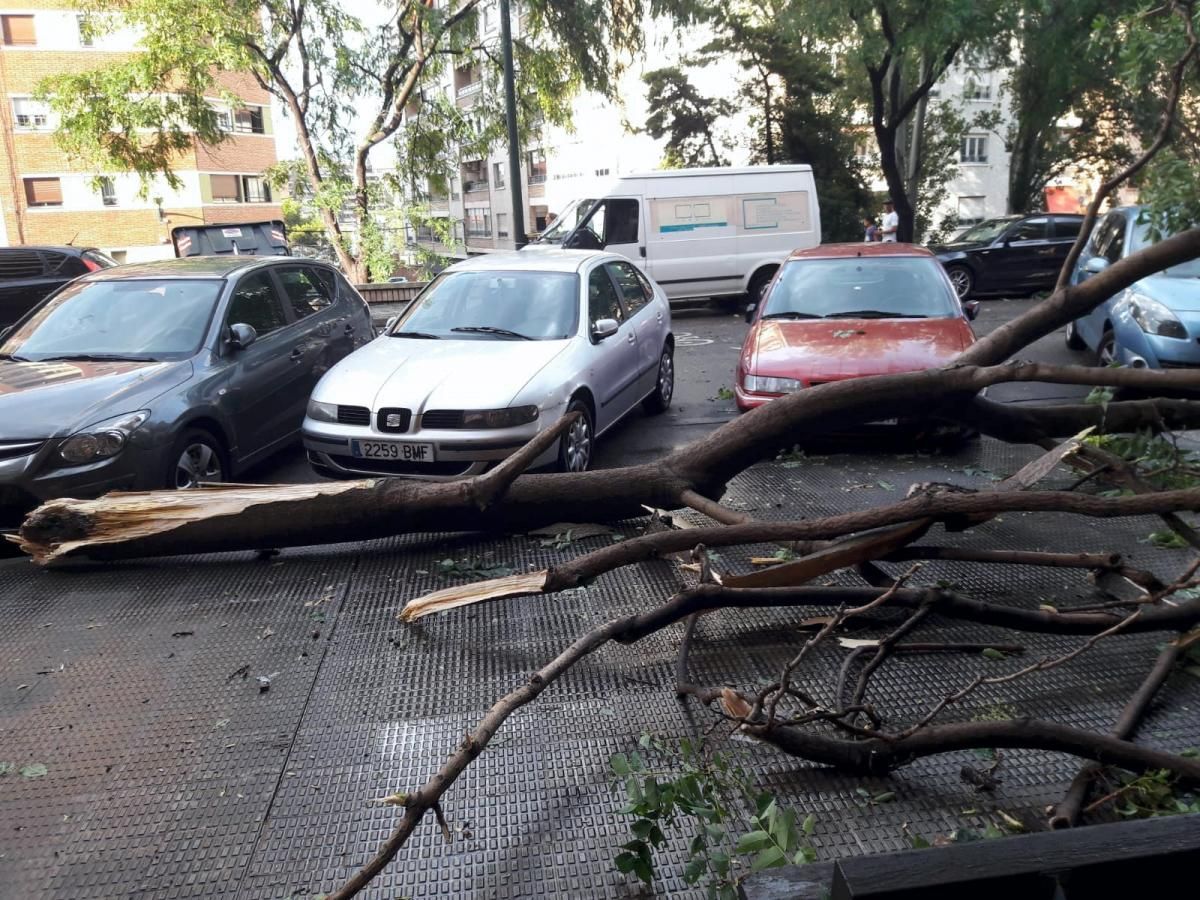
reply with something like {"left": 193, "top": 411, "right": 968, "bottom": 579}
{"left": 24, "top": 178, "right": 62, "bottom": 206}
{"left": 2, "top": 15, "right": 36, "bottom": 45}
{"left": 209, "top": 174, "right": 240, "bottom": 202}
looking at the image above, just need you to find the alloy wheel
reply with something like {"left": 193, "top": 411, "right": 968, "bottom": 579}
{"left": 948, "top": 268, "right": 971, "bottom": 299}
{"left": 658, "top": 351, "right": 675, "bottom": 406}
{"left": 175, "top": 442, "right": 223, "bottom": 489}
{"left": 564, "top": 416, "right": 592, "bottom": 472}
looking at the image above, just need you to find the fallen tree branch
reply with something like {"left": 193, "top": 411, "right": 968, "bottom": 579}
{"left": 1049, "top": 634, "right": 1190, "bottom": 829}
{"left": 402, "top": 486, "right": 1200, "bottom": 620}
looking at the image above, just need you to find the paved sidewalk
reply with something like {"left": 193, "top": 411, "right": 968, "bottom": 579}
{"left": 2, "top": 440, "right": 1198, "bottom": 899}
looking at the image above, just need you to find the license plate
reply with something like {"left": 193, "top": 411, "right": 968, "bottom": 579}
{"left": 351, "top": 440, "right": 435, "bottom": 462}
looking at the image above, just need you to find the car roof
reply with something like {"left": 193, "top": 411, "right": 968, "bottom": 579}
{"left": 80, "top": 255, "right": 304, "bottom": 281}
{"left": 787, "top": 243, "right": 937, "bottom": 261}
{"left": 447, "top": 249, "right": 611, "bottom": 274}
{"left": 0, "top": 245, "right": 97, "bottom": 255}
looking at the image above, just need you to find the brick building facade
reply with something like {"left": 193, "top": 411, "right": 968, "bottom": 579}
{"left": 0, "top": 1, "right": 283, "bottom": 261}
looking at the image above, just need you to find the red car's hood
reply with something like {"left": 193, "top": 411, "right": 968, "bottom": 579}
{"left": 743, "top": 317, "right": 975, "bottom": 383}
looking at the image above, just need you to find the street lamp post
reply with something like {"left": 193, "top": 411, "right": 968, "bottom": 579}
{"left": 499, "top": 0, "right": 526, "bottom": 249}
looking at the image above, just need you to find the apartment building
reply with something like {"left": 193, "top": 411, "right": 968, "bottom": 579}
{"left": 0, "top": 2, "right": 283, "bottom": 262}
{"left": 407, "top": 0, "right": 660, "bottom": 259}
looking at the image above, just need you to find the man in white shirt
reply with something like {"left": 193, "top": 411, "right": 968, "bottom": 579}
{"left": 881, "top": 200, "right": 899, "bottom": 242}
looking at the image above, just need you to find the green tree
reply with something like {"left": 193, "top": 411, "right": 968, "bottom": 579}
{"left": 643, "top": 67, "right": 733, "bottom": 167}
{"left": 39, "top": 1, "right": 651, "bottom": 282}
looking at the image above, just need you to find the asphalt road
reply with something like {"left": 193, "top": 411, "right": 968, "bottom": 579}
{"left": 246, "top": 296, "right": 1093, "bottom": 484}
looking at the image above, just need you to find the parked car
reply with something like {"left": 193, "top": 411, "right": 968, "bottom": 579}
{"left": 531, "top": 165, "right": 821, "bottom": 305}
{"left": 932, "top": 213, "right": 1085, "bottom": 299}
{"left": 1065, "top": 206, "right": 1200, "bottom": 369}
{"left": 0, "top": 257, "right": 372, "bottom": 526}
{"left": 735, "top": 244, "right": 978, "bottom": 420}
{"left": 303, "top": 250, "right": 674, "bottom": 479}
{"left": 0, "top": 245, "right": 118, "bottom": 328}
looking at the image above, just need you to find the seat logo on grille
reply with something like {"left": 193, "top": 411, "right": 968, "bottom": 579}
{"left": 386, "top": 413, "right": 404, "bottom": 428}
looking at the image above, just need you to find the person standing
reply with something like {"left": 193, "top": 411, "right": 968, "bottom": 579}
{"left": 862, "top": 217, "right": 879, "bottom": 242}
{"left": 880, "top": 200, "right": 899, "bottom": 242}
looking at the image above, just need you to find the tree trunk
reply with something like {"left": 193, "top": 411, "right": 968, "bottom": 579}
{"left": 875, "top": 123, "right": 915, "bottom": 242}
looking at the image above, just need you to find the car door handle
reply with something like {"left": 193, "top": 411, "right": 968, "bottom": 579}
{"left": 289, "top": 347, "right": 305, "bottom": 361}
{"left": 639, "top": 246, "right": 646, "bottom": 258}
{"left": 627, "top": 333, "right": 636, "bottom": 344}
{"left": 344, "top": 323, "right": 356, "bottom": 335}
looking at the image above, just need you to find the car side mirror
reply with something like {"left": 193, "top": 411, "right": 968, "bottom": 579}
{"left": 228, "top": 322, "right": 258, "bottom": 350}
{"left": 963, "top": 300, "right": 980, "bottom": 321}
{"left": 744, "top": 303, "right": 758, "bottom": 324}
{"left": 0, "top": 326, "right": 10, "bottom": 341}
{"left": 1083, "top": 256, "right": 1110, "bottom": 275}
{"left": 385, "top": 316, "right": 398, "bottom": 332}
{"left": 592, "top": 318, "right": 619, "bottom": 341}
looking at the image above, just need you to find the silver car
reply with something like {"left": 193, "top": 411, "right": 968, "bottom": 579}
{"left": 0, "top": 257, "right": 372, "bottom": 526}
{"left": 303, "top": 250, "right": 675, "bottom": 479}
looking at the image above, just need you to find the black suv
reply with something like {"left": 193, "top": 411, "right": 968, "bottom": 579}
{"left": 931, "top": 214, "right": 1085, "bottom": 299}
{"left": 0, "top": 246, "right": 118, "bottom": 327}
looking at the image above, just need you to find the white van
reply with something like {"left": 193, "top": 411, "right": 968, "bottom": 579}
{"left": 530, "top": 165, "right": 820, "bottom": 303}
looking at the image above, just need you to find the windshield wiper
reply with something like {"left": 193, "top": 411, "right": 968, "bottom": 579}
{"left": 824, "top": 310, "right": 925, "bottom": 319}
{"left": 389, "top": 330, "right": 441, "bottom": 339}
{"left": 36, "top": 353, "right": 158, "bottom": 362}
{"left": 451, "top": 326, "right": 533, "bottom": 340}
{"left": 761, "top": 311, "right": 822, "bottom": 320}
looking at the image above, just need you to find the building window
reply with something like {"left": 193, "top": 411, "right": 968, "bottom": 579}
{"left": 527, "top": 148, "right": 546, "bottom": 184}
{"left": 454, "top": 65, "right": 482, "bottom": 97}
{"left": 461, "top": 159, "right": 488, "bottom": 193}
{"left": 24, "top": 177, "right": 63, "bottom": 207}
{"left": 232, "top": 106, "right": 266, "bottom": 134}
{"left": 12, "top": 98, "right": 50, "bottom": 130}
{"left": 594, "top": 168, "right": 610, "bottom": 177}
{"left": 98, "top": 177, "right": 117, "bottom": 207}
{"left": 2, "top": 14, "right": 36, "bottom": 46}
{"left": 963, "top": 79, "right": 991, "bottom": 101}
{"left": 77, "top": 13, "right": 93, "bottom": 47}
{"left": 496, "top": 212, "right": 509, "bottom": 238}
{"left": 493, "top": 162, "right": 505, "bottom": 189}
{"left": 960, "top": 136, "right": 988, "bottom": 164}
{"left": 209, "top": 174, "right": 242, "bottom": 203}
{"left": 957, "top": 196, "right": 986, "bottom": 226}
{"left": 242, "top": 175, "right": 271, "bottom": 202}
{"left": 465, "top": 207, "right": 491, "bottom": 237}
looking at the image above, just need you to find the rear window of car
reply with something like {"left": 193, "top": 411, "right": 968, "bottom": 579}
{"left": 1052, "top": 218, "right": 1083, "bottom": 240}
{"left": 765, "top": 257, "right": 959, "bottom": 320}
{"left": 0, "top": 249, "right": 45, "bottom": 281}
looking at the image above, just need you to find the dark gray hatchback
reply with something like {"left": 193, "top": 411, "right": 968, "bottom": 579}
{"left": 0, "top": 256, "right": 372, "bottom": 525}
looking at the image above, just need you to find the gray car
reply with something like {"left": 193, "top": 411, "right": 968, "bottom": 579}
{"left": 0, "top": 256, "right": 372, "bottom": 526}
{"left": 303, "top": 250, "right": 674, "bottom": 479}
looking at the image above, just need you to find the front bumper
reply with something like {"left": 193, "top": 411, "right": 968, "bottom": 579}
{"left": 1111, "top": 320, "right": 1200, "bottom": 370}
{"left": 302, "top": 415, "right": 558, "bottom": 482}
{"left": 0, "top": 439, "right": 164, "bottom": 527}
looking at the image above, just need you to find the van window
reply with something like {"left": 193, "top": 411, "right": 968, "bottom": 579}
{"left": 607, "top": 261, "right": 651, "bottom": 316}
{"left": 605, "top": 199, "right": 639, "bottom": 244}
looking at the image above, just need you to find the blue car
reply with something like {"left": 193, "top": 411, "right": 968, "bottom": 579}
{"left": 1066, "top": 205, "right": 1200, "bottom": 369}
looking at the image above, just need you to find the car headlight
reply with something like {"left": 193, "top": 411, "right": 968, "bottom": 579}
{"left": 1129, "top": 294, "right": 1187, "bottom": 338}
{"left": 59, "top": 410, "right": 150, "bottom": 465}
{"left": 306, "top": 399, "right": 339, "bottom": 422}
{"left": 742, "top": 374, "right": 803, "bottom": 394}
{"left": 462, "top": 406, "right": 540, "bottom": 428}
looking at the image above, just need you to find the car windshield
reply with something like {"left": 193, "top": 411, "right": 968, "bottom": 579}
{"left": 1131, "top": 220, "right": 1200, "bottom": 278}
{"left": 0, "top": 278, "right": 222, "bottom": 362}
{"left": 537, "top": 198, "right": 595, "bottom": 244}
{"left": 391, "top": 270, "right": 579, "bottom": 340}
{"left": 763, "top": 257, "right": 959, "bottom": 320}
{"left": 953, "top": 217, "right": 1018, "bottom": 243}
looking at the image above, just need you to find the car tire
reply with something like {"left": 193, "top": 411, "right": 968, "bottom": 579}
{"left": 169, "top": 428, "right": 228, "bottom": 490}
{"left": 946, "top": 265, "right": 973, "bottom": 300}
{"left": 557, "top": 398, "right": 594, "bottom": 473}
{"left": 1065, "top": 319, "right": 1087, "bottom": 351}
{"left": 748, "top": 268, "right": 775, "bottom": 306}
{"left": 642, "top": 345, "right": 675, "bottom": 414}
{"left": 1096, "top": 329, "right": 1117, "bottom": 367}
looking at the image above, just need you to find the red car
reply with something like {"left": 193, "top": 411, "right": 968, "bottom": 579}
{"left": 735, "top": 243, "right": 979, "bottom": 412}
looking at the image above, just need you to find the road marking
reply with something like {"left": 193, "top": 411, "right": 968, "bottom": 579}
{"left": 675, "top": 332, "right": 714, "bottom": 347}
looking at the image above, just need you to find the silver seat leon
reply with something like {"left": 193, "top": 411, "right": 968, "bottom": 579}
{"left": 303, "top": 250, "right": 675, "bottom": 480}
